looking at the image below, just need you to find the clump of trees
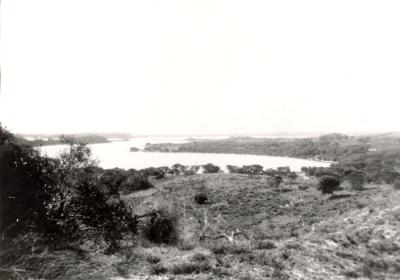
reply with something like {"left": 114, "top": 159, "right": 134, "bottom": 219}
{"left": 0, "top": 125, "right": 139, "bottom": 253}
{"left": 98, "top": 168, "right": 154, "bottom": 195}
{"left": 227, "top": 164, "right": 297, "bottom": 179}
{"left": 227, "top": 164, "right": 264, "bottom": 176}
{"left": 318, "top": 175, "right": 342, "bottom": 198}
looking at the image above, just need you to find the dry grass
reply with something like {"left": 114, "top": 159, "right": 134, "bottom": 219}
{"left": 0, "top": 234, "right": 119, "bottom": 280}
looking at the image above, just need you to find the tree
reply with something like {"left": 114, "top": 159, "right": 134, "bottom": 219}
{"left": 277, "top": 166, "right": 291, "bottom": 174}
{"left": 202, "top": 163, "right": 220, "bottom": 173}
{"left": 318, "top": 175, "right": 342, "bottom": 198}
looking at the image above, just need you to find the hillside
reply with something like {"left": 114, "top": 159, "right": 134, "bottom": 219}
{"left": 114, "top": 173, "right": 400, "bottom": 280}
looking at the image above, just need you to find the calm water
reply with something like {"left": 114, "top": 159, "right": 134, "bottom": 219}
{"left": 38, "top": 136, "right": 331, "bottom": 171}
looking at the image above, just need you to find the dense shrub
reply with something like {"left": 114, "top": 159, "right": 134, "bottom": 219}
{"left": 99, "top": 168, "right": 153, "bottom": 195}
{"left": 194, "top": 193, "right": 208, "bottom": 205}
{"left": 345, "top": 170, "right": 366, "bottom": 191}
{"left": 393, "top": 180, "right": 400, "bottom": 191}
{"left": 171, "top": 163, "right": 188, "bottom": 175}
{"left": 277, "top": 166, "right": 291, "bottom": 174}
{"left": 0, "top": 125, "right": 138, "bottom": 252}
{"left": 45, "top": 143, "right": 139, "bottom": 251}
{"left": 227, "top": 165, "right": 241, "bottom": 174}
{"left": 0, "top": 127, "right": 55, "bottom": 237}
{"left": 202, "top": 163, "right": 221, "bottom": 173}
{"left": 139, "top": 167, "right": 166, "bottom": 179}
{"left": 98, "top": 168, "right": 127, "bottom": 195}
{"left": 119, "top": 172, "right": 153, "bottom": 194}
{"left": 318, "top": 175, "right": 342, "bottom": 197}
{"left": 143, "top": 211, "right": 178, "bottom": 244}
{"left": 264, "top": 168, "right": 278, "bottom": 176}
{"left": 274, "top": 176, "right": 283, "bottom": 188}
{"left": 150, "top": 263, "right": 168, "bottom": 275}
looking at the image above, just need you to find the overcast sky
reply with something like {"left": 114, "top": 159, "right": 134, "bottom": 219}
{"left": 1, "top": 0, "right": 400, "bottom": 135}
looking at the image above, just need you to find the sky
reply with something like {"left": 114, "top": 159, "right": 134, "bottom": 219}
{"left": 1, "top": 0, "right": 400, "bottom": 135}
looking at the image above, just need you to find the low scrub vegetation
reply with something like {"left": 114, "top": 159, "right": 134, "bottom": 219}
{"left": 3, "top": 124, "right": 400, "bottom": 279}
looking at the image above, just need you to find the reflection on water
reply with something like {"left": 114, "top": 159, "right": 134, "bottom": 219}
{"left": 38, "top": 136, "right": 331, "bottom": 171}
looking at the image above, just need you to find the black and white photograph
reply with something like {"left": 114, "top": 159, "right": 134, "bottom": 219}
{"left": 1, "top": 1, "right": 400, "bottom": 279}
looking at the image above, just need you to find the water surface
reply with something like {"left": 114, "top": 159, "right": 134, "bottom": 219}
{"left": 39, "top": 136, "right": 331, "bottom": 171}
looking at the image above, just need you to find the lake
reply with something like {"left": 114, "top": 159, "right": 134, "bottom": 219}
{"left": 38, "top": 136, "right": 331, "bottom": 171}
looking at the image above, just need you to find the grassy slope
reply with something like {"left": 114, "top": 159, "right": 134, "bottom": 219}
{"left": 117, "top": 174, "right": 400, "bottom": 280}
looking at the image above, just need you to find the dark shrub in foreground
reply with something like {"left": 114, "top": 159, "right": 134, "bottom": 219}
{"left": 194, "top": 193, "right": 208, "bottom": 205}
{"left": 46, "top": 143, "right": 139, "bottom": 251}
{"left": 144, "top": 211, "right": 178, "bottom": 244}
{"left": 0, "top": 125, "right": 138, "bottom": 252}
{"left": 202, "top": 163, "right": 220, "bottom": 173}
{"left": 318, "top": 175, "right": 342, "bottom": 197}
{"left": 0, "top": 127, "right": 54, "bottom": 237}
{"left": 99, "top": 168, "right": 127, "bottom": 195}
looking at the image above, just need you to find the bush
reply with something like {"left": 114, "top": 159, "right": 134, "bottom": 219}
{"left": 346, "top": 170, "right": 366, "bottom": 191}
{"left": 0, "top": 125, "right": 139, "bottom": 251}
{"left": 277, "top": 166, "right": 291, "bottom": 174}
{"left": 393, "top": 180, "right": 400, "bottom": 191}
{"left": 318, "top": 175, "right": 342, "bottom": 197}
{"left": 227, "top": 165, "right": 241, "bottom": 173}
{"left": 143, "top": 211, "right": 178, "bottom": 244}
{"left": 171, "top": 163, "right": 188, "bottom": 175}
{"left": 202, "top": 163, "right": 220, "bottom": 173}
{"left": 194, "top": 193, "right": 208, "bottom": 205}
{"left": 239, "top": 165, "right": 264, "bottom": 176}
{"left": 146, "top": 254, "right": 161, "bottom": 264}
{"left": 139, "top": 167, "right": 166, "bottom": 179}
{"left": 98, "top": 168, "right": 127, "bottom": 195}
{"left": 274, "top": 176, "right": 283, "bottom": 188}
{"left": 119, "top": 172, "right": 153, "bottom": 194}
{"left": 184, "top": 165, "right": 200, "bottom": 176}
{"left": 45, "top": 144, "right": 138, "bottom": 251}
{"left": 150, "top": 263, "right": 168, "bottom": 275}
{"left": 0, "top": 126, "right": 55, "bottom": 238}
{"left": 256, "top": 240, "right": 276, "bottom": 250}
